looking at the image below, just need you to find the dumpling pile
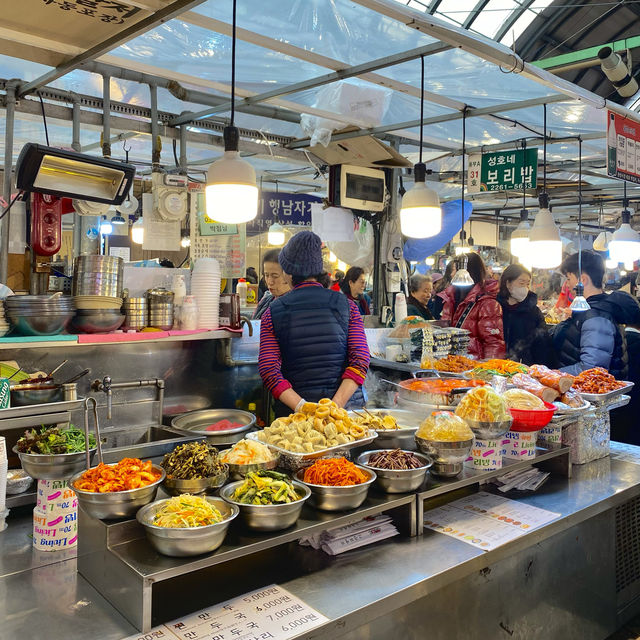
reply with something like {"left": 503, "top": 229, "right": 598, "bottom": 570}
{"left": 255, "top": 399, "right": 369, "bottom": 453}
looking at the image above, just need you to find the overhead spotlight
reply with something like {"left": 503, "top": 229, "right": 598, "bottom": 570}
{"left": 598, "top": 47, "right": 639, "bottom": 98}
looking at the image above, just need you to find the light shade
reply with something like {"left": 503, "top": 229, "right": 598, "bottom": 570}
{"left": 110, "top": 213, "right": 126, "bottom": 225}
{"left": 528, "top": 207, "right": 562, "bottom": 269}
{"left": 609, "top": 223, "right": 640, "bottom": 264}
{"left": 593, "top": 231, "right": 612, "bottom": 252}
{"left": 452, "top": 268, "right": 474, "bottom": 287}
{"left": 16, "top": 143, "right": 135, "bottom": 204}
{"left": 131, "top": 217, "right": 144, "bottom": 244}
{"left": 569, "top": 283, "right": 590, "bottom": 312}
{"left": 100, "top": 216, "right": 113, "bottom": 235}
{"left": 510, "top": 218, "right": 530, "bottom": 259}
{"left": 267, "top": 222, "right": 285, "bottom": 246}
{"left": 399, "top": 164, "right": 441, "bottom": 238}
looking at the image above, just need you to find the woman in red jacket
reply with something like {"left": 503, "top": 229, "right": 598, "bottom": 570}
{"left": 438, "top": 252, "right": 506, "bottom": 359}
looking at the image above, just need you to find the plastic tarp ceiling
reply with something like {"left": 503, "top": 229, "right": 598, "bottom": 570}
{"left": 0, "top": 0, "right": 622, "bottom": 211}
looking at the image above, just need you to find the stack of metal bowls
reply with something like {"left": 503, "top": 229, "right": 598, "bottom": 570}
{"left": 72, "top": 255, "right": 123, "bottom": 298}
{"left": 4, "top": 295, "right": 75, "bottom": 336}
{"left": 122, "top": 296, "right": 148, "bottom": 331}
{"left": 147, "top": 288, "right": 174, "bottom": 330}
{"left": 71, "top": 256, "right": 125, "bottom": 333}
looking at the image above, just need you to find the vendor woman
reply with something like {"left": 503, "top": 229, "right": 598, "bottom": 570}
{"left": 258, "top": 231, "right": 370, "bottom": 415}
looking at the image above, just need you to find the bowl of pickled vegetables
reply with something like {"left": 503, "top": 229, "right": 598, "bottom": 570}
{"left": 219, "top": 470, "right": 311, "bottom": 531}
{"left": 161, "top": 441, "right": 229, "bottom": 496}
{"left": 136, "top": 494, "right": 239, "bottom": 557}
{"left": 219, "top": 439, "right": 279, "bottom": 480}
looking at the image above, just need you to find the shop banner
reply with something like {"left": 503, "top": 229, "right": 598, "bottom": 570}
{"left": 467, "top": 148, "right": 538, "bottom": 193}
{"left": 607, "top": 110, "right": 640, "bottom": 183}
{"left": 246, "top": 191, "right": 322, "bottom": 235}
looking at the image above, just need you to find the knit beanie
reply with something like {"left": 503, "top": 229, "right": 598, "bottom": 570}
{"left": 278, "top": 231, "right": 324, "bottom": 277}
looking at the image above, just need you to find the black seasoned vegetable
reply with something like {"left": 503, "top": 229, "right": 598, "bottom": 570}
{"left": 367, "top": 449, "right": 424, "bottom": 470}
{"left": 161, "top": 441, "right": 226, "bottom": 479}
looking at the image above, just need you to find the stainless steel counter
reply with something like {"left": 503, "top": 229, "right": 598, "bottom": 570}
{"left": 3, "top": 455, "right": 640, "bottom": 640}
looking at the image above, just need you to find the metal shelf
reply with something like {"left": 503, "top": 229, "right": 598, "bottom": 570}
{"left": 78, "top": 490, "right": 417, "bottom": 632}
{"left": 415, "top": 444, "right": 572, "bottom": 533}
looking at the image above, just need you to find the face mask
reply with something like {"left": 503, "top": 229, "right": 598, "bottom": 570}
{"left": 510, "top": 286, "right": 529, "bottom": 302}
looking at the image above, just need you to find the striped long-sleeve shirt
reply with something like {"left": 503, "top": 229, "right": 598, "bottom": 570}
{"left": 258, "top": 282, "right": 370, "bottom": 399}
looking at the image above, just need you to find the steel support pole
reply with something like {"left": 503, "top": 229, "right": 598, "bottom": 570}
{"left": 179, "top": 123, "right": 188, "bottom": 174}
{"left": 102, "top": 75, "right": 111, "bottom": 158}
{"left": 1, "top": 82, "right": 16, "bottom": 284}
{"left": 72, "top": 97, "right": 81, "bottom": 152}
{"left": 150, "top": 84, "right": 160, "bottom": 169}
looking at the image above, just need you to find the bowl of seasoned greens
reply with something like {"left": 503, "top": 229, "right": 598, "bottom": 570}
{"left": 160, "top": 441, "right": 229, "bottom": 496}
{"left": 13, "top": 425, "right": 97, "bottom": 480}
{"left": 219, "top": 470, "right": 310, "bottom": 531}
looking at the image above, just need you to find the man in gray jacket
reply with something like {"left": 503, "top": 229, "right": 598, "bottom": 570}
{"left": 553, "top": 251, "right": 640, "bottom": 377}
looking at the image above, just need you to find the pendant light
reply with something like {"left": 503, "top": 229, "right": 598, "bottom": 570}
{"left": 570, "top": 138, "right": 590, "bottom": 313}
{"left": 529, "top": 105, "right": 562, "bottom": 269}
{"left": 205, "top": 0, "right": 258, "bottom": 224}
{"left": 110, "top": 212, "right": 126, "bottom": 225}
{"left": 593, "top": 202, "right": 611, "bottom": 252}
{"left": 609, "top": 180, "right": 640, "bottom": 264}
{"left": 400, "top": 55, "right": 441, "bottom": 238}
{"left": 452, "top": 109, "right": 475, "bottom": 288}
{"left": 99, "top": 215, "right": 113, "bottom": 235}
{"left": 131, "top": 216, "right": 144, "bottom": 244}
{"left": 511, "top": 141, "right": 530, "bottom": 260}
{"left": 267, "top": 222, "right": 285, "bottom": 246}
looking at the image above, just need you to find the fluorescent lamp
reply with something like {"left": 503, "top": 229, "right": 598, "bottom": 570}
{"left": 400, "top": 163, "right": 441, "bottom": 238}
{"left": 100, "top": 215, "right": 113, "bottom": 235}
{"left": 337, "top": 259, "right": 348, "bottom": 272}
{"left": 329, "top": 251, "right": 337, "bottom": 263}
{"left": 528, "top": 197, "right": 562, "bottom": 269}
{"left": 609, "top": 210, "right": 640, "bottom": 264}
{"left": 16, "top": 143, "right": 135, "bottom": 204}
{"left": 131, "top": 217, "right": 144, "bottom": 244}
{"left": 267, "top": 222, "right": 285, "bottom": 246}
{"left": 205, "top": 127, "right": 257, "bottom": 224}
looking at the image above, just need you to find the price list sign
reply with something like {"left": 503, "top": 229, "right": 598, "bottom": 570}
{"left": 123, "top": 585, "right": 329, "bottom": 640}
{"left": 607, "top": 110, "right": 640, "bottom": 184}
{"left": 467, "top": 148, "right": 538, "bottom": 193}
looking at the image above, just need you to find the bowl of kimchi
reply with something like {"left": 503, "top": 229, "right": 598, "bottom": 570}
{"left": 70, "top": 458, "right": 165, "bottom": 520}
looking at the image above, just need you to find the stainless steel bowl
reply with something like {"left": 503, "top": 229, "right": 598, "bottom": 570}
{"left": 162, "top": 467, "right": 229, "bottom": 496}
{"left": 415, "top": 436, "right": 474, "bottom": 478}
{"left": 356, "top": 450, "right": 431, "bottom": 493}
{"left": 374, "top": 427, "right": 419, "bottom": 451}
{"left": 219, "top": 481, "right": 311, "bottom": 531}
{"left": 71, "top": 311, "right": 125, "bottom": 333}
{"left": 219, "top": 449, "right": 279, "bottom": 480}
{"left": 295, "top": 466, "right": 375, "bottom": 511}
{"left": 171, "top": 409, "right": 256, "bottom": 445}
{"left": 7, "top": 311, "right": 73, "bottom": 336}
{"left": 10, "top": 383, "right": 63, "bottom": 406}
{"left": 136, "top": 497, "right": 239, "bottom": 557}
{"left": 70, "top": 464, "right": 166, "bottom": 520}
{"left": 14, "top": 446, "right": 97, "bottom": 480}
{"left": 464, "top": 417, "right": 513, "bottom": 440}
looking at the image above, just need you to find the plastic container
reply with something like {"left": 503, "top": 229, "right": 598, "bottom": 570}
{"left": 6, "top": 469, "right": 33, "bottom": 494}
{"left": 246, "top": 283, "right": 258, "bottom": 306}
{"left": 538, "top": 424, "right": 563, "bottom": 445}
{"left": 236, "top": 279, "right": 248, "bottom": 305}
{"left": 172, "top": 274, "right": 187, "bottom": 305}
{"left": 504, "top": 430, "right": 539, "bottom": 459}
{"left": 394, "top": 292, "right": 407, "bottom": 324}
{"left": 509, "top": 402, "right": 556, "bottom": 432}
{"left": 469, "top": 438, "right": 508, "bottom": 471}
{"left": 179, "top": 295, "right": 198, "bottom": 330}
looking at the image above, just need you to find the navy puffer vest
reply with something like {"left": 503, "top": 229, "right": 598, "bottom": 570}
{"left": 270, "top": 285, "right": 364, "bottom": 406}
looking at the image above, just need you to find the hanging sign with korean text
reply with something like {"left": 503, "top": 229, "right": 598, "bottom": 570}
{"left": 245, "top": 191, "right": 322, "bottom": 235}
{"left": 607, "top": 110, "right": 640, "bottom": 184}
{"left": 467, "top": 148, "right": 538, "bottom": 193}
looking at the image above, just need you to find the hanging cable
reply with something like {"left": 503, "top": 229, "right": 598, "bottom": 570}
{"left": 543, "top": 103, "right": 547, "bottom": 195}
{"left": 36, "top": 91, "right": 50, "bottom": 146}
{"left": 522, "top": 138, "right": 527, "bottom": 211}
{"left": 419, "top": 54, "right": 424, "bottom": 166}
{"left": 230, "top": 0, "right": 237, "bottom": 128}
{"left": 461, "top": 107, "right": 466, "bottom": 235}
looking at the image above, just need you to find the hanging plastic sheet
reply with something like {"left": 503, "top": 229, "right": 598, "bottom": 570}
{"left": 402, "top": 199, "right": 473, "bottom": 261}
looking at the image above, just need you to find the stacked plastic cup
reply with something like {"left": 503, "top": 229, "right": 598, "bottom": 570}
{"left": 0, "top": 436, "right": 8, "bottom": 531}
{"left": 32, "top": 479, "right": 78, "bottom": 551}
{"left": 191, "top": 258, "right": 221, "bottom": 329}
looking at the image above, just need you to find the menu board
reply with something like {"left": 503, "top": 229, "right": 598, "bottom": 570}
{"left": 607, "top": 110, "right": 640, "bottom": 183}
{"left": 423, "top": 491, "right": 560, "bottom": 552}
{"left": 122, "top": 585, "right": 328, "bottom": 640}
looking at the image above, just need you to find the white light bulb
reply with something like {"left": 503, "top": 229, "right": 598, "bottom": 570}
{"left": 529, "top": 207, "right": 562, "bottom": 269}
{"left": 267, "top": 222, "right": 285, "bottom": 246}
{"left": 426, "top": 257, "right": 435, "bottom": 266}
{"left": 399, "top": 177, "right": 441, "bottom": 238}
{"left": 131, "top": 217, "right": 144, "bottom": 244}
{"left": 100, "top": 216, "right": 113, "bottom": 235}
